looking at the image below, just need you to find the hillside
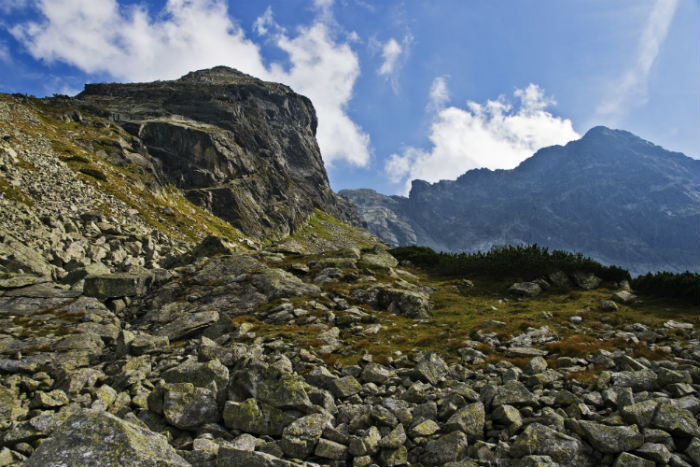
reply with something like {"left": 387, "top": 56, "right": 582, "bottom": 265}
{"left": 341, "top": 127, "right": 700, "bottom": 275}
{"left": 0, "top": 71, "right": 698, "bottom": 467}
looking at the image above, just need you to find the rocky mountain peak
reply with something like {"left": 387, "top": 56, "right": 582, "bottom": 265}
{"left": 76, "top": 67, "right": 359, "bottom": 239}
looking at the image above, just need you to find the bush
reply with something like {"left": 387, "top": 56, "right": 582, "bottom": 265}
{"left": 389, "top": 244, "right": 630, "bottom": 282}
{"left": 64, "top": 155, "right": 90, "bottom": 164}
{"left": 79, "top": 168, "right": 107, "bottom": 181}
{"left": 632, "top": 271, "right": 700, "bottom": 304}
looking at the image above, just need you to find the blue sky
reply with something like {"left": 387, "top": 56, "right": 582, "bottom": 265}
{"left": 1, "top": 0, "right": 698, "bottom": 195}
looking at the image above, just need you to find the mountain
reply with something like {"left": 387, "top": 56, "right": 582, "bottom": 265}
{"left": 1, "top": 70, "right": 699, "bottom": 467}
{"left": 342, "top": 127, "right": 700, "bottom": 275}
{"left": 0, "top": 66, "right": 362, "bottom": 281}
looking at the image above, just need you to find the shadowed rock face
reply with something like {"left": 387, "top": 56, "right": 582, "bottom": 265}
{"left": 342, "top": 127, "right": 700, "bottom": 275}
{"left": 77, "top": 66, "right": 360, "bottom": 239}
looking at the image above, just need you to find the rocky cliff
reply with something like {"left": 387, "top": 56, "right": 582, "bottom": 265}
{"left": 77, "top": 66, "right": 361, "bottom": 239}
{"left": 342, "top": 127, "right": 700, "bottom": 275}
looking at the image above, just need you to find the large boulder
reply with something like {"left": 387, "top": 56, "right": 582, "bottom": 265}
{"left": 22, "top": 409, "right": 190, "bottom": 467}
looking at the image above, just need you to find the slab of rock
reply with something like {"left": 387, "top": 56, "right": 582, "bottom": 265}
{"left": 511, "top": 423, "right": 588, "bottom": 467}
{"left": 446, "top": 401, "right": 485, "bottom": 438}
{"left": 577, "top": 420, "right": 643, "bottom": 453}
{"left": 652, "top": 400, "right": 700, "bottom": 438}
{"left": 155, "top": 310, "right": 219, "bottom": 341}
{"left": 83, "top": 273, "right": 152, "bottom": 300}
{"left": 22, "top": 409, "right": 190, "bottom": 467}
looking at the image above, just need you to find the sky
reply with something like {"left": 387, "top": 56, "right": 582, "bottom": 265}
{"left": 0, "top": 0, "right": 698, "bottom": 196}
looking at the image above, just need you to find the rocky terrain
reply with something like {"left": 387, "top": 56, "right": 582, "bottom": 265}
{"left": 0, "top": 71, "right": 698, "bottom": 467}
{"left": 341, "top": 127, "right": 700, "bottom": 276}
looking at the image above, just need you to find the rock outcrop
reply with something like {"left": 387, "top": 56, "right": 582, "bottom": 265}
{"left": 78, "top": 66, "right": 361, "bottom": 239}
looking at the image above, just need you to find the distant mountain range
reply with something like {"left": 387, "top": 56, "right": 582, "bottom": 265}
{"left": 341, "top": 127, "right": 700, "bottom": 275}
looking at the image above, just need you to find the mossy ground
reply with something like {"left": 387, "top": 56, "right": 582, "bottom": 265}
{"left": 0, "top": 94, "right": 250, "bottom": 247}
{"left": 235, "top": 262, "right": 697, "bottom": 374}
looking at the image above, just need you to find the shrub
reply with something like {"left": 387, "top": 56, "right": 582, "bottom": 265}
{"left": 79, "top": 168, "right": 107, "bottom": 181}
{"left": 632, "top": 271, "right": 700, "bottom": 304}
{"left": 389, "top": 244, "right": 630, "bottom": 282}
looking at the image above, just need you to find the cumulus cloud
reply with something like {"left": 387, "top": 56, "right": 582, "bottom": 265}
{"left": 597, "top": 0, "right": 678, "bottom": 121}
{"left": 376, "top": 35, "right": 412, "bottom": 92}
{"left": 11, "top": 0, "right": 370, "bottom": 166}
{"left": 386, "top": 82, "right": 580, "bottom": 194}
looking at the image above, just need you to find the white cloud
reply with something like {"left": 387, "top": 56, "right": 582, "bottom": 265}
{"left": 428, "top": 75, "right": 449, "bottom": 111}
{"left": 378, "top": 38, "right": 401, "bottom": 76}
{"left": 376, "top": 34, "right": 412, "bottom": 93}
{"left": 0, "top": 43, "right": 10, "bottom": 63}
{"left": 11, "top": 0, "right": 370, "bottom": 167}
{"left": 0, "top": 0, "right": 28, "bottom": 13}
{"left": 596, "top": 0, "right": 678, "bottom": 121}
{"left": 386, "top": 83, "right": 580, "bottom": 195}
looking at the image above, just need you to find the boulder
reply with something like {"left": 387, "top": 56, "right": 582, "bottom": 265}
{"left": 83, "top": 273, "right": 152, "bottom": 300}
{"left": 22, "top": 409, "right": 190, "bottom": 467}
{"left": 508, "top": 282, "right": 542, "bottom": 297}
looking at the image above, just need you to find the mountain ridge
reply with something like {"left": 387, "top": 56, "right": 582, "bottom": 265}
{"left": 342, "top": 126, "right": 700, "bottom": 275}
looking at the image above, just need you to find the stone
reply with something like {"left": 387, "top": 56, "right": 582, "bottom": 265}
{"left": 492, "top": 380, "right": 538, "bottom": 407}
{"left": 511, "top": 423, "right": 588, "bottom": 467}
{"left": 652, "top": 400, "right": 700, "bottom": 437}
{"left": 223, "top": 399, "right": 293, "bottom": 436}
{"left": 600, "top": 299, "right": 619, "bottom": 312}
{"left": 525, "top": 356, "right": 548, "bottom": 374}
{"left": 361, "top": 362, "right": 396, "bottom": 384}
{"left": 280, "top": 413, "right": 333, "bottom": 459}
{"left": 329, "top": 376, "right": 363, "bottom": 398}
{"left": 612, "top": 452, "right": 654, "bottom": 467}
{"left": 162, "top": 358, "right": 229, "bottom": 406}
{"left": 376, "top": 287, "right": 432, "bottom": 320}
{"left": 685, "top": 437, "right": 700, "bottom": 466}
{"left": 348, "top": 426, "right": 381, "bottom": 456}
{"left": 0, "top": 385, "right": 28, "bottom": 429}
{"left": 379, "top": 445, "right": 408, "bottom": 467}
{"left": 620, "top": 400, "right": 658, "bottom": 428}
{"left": 520, "top": 456, "right": 559, "bottom": 467}
{"left": 409, "top": 419, "right": 440, "bottom": 437}
{"left": 314, "top": 439, "right": 347, "bottom": 460}
{"left": 155, "top": 310, "right": 220, "bottom": 341}
{"left": 634, "top": 442, "right": 671, "bottom": 464}
{"left": 414, "top": 352, "right": 449, "bottom": 385}
{"left": 22, "top": 409, "right": 190, "bottom": 467}
{"left": 577, "top": 420, "right": 643, "bottom": 453}
{"left": 508, "top": 282, "right": 542, "bottom": 297}
{"left": 83, "top": 273, "right": 152, "bottom": 300}
{"left": 162, "top": 383, "right": 220, "bottom": 430}
{"left": 29, "top": 389, "right": 69, "bottom": 409}
{"left": 380, "top": 424, "right": 407, "bottom": 449}
{"left": 571, "top": 272, "right": 601, "bottom": 290}
{"left": 422, "top": 431, "right": 469, "bottom": 465}
{"left": 234, "top": 365, "right": 312, "bottom": 410}
{"left": 492, "top": 404, "right": 522, "bottom": 429}
{"left": 446, "top": 401, "right": 485, "bottom": 438}
{"left": 612, "top": 290, "right": 636, "bottom": 304}
{"left": 216, "top": 447, "right": 318, "bottom": 467}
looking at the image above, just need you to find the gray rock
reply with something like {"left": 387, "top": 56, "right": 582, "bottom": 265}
{"left": 361, "top": 362, "right": 396, "bottom": 384}
{"left": 422, "top": 431, "right": 469, "bottom": 464}
{"left": 348, "top": 426, "right": 381, "bottom": 456}
{"left": 492, "top": 380, "right": 538, "bottom": 407}
{"left": 414, "top": 353, "right": 449, "bottom": 385}
{"left": 280, "top": 413, "right": 333, "bottom": 459}
{"left": 162, "top": 383, "right": 220, "bottom": 430}
{"left": 511, "top": 423, "right": 588, "bottom": 466}
{"left": 634, "top": 442, "right": 672, "bottom": 464}
{"left": 509, "top": 282, "right": 542, "bottom": 297}
{"left": 216, "top": 447, "right": 319, "bottom": 467}
{"left": 22, "top": 409, "right": 190, "bottom": 467}
{"left": 600, "top": 299, "right": 619, "bottom": 312}
{"left": 685, "top": 437, "right": 700, "bottom": 466}
{"left": 329, "top": 376, "right": 363, "bottom": 398}
{"left": 379, "top": 445, "right": 408, "bottom": 467}
{"left": 577, "top": 420, "right": 643, "bottom": 453}
{"left": 445, "top": 401, "right": 485, "bottom": 438}
{"left": 652, "top": 400, "right": 700, "bottom": 437}
{"left": 571, "top": 272, "right": 602, "bottom": 290}
{"left": 83, "top": 273, "right": 152, "bottom": 300}
{"left": 612, "top": 452, "right": 654, "bottom": 467}
{"left": 314, "top": 439, "right": 347, "bottom": 460}
{"left": 155, "top": 310, "right": 220, "bottom": 341}
{"left": 620, "top": 400, "right": 658, "bottom": 428}
{"left": 223, "top": 399, "right": 294, "bottom": 436}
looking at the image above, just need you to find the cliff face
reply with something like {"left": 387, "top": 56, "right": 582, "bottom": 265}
{"left": 342, "top": 127, "right": 700, "bottom": 275}
{"left": 77, "top": 66, "right": 361, "bottom": 239}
